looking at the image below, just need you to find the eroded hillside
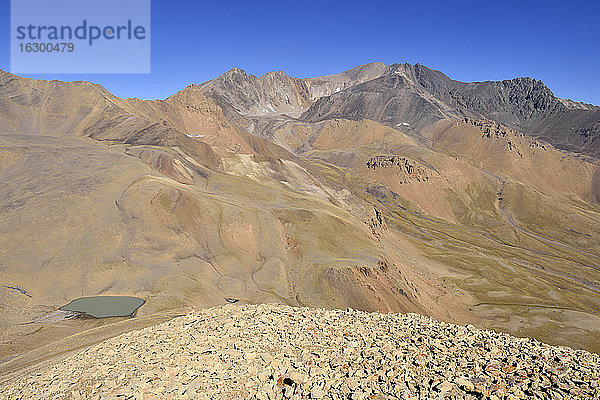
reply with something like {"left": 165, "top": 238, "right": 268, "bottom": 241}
{"left": 1, "top": 63, "right": 600, "bottom": 364}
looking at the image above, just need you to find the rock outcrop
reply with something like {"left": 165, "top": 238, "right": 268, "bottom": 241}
{"left": 366, "top": 155, "right": 430, "bottom": 183}
{"left": 459, "top": 118, "right": 548, "bottom": 154}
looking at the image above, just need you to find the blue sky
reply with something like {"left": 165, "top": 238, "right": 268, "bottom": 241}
{"left": 1, "top": 0, "right": 599, "bottom": 104}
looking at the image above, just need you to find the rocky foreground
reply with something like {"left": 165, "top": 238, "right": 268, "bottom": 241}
{"left": 1, "top": 304, "right": 599, "bottom": 399}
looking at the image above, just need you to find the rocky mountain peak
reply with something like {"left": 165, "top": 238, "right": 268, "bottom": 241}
{"left": 485, "top": 76, "right": 562, "bottom": 115}
{"left": 260, "top": 70, "right": 289, "bottom": 79}
{"left": 223, "top": 67, "right": 248, "bottom": 78}
{"left": 198, "top": 67, "right": 311, "bottom": 118}
{"left": 383, "top": 63, "right": 456, "bottom": 93}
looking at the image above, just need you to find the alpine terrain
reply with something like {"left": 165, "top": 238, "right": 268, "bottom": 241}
{"left": 1, "top": 62, "right": 600, "bottom": 398}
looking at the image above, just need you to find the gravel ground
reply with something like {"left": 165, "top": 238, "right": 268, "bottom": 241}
{"left": 1, "top": 303, "right": 599, "bottom": 399}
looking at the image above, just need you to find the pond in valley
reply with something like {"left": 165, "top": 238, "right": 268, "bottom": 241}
{"left": 59, "top": 296, "right": 145, "bottom": 318}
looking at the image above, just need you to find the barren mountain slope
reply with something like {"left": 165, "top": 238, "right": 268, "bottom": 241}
{"left": 193, "top": 64, "right": 600, "bottom": 352}
{"left": 198, "top": 68, "right": 312, "bottom": 122}
{"left": 0, "top": 71, "right": 464, "bottom": 362}
{"left": 1, "top": 61, "right": 600, "bottom": 370}
{"left": 303, "top": 62, "right": 388, "bottom": 100}
{"left": 301, "top": 64, "right": 600, "bottom": 157}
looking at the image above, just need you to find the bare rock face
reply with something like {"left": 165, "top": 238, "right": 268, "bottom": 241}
{"left": 451, "top": 77, "right": 561, "bottom": 119}
{"left": 303, "top": 62, "right": 387, "bottom": 100}
{"left": 366, "top": 155, "right": 430, "bottom": 183}
{"left": 199, "top": 68, "right": 312, "bottom": 119}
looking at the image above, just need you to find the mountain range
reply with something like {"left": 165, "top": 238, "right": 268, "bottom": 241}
{"left": 1, "top": 62, "right": 600, "bottom": 361}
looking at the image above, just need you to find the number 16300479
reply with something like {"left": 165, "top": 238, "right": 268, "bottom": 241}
{"left": 19, "top": 42, "right": 74, "bottom": 52}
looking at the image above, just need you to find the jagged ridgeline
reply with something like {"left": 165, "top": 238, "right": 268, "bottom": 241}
{"left": 1, "top": 61, "right": 600, "bottom": 371}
